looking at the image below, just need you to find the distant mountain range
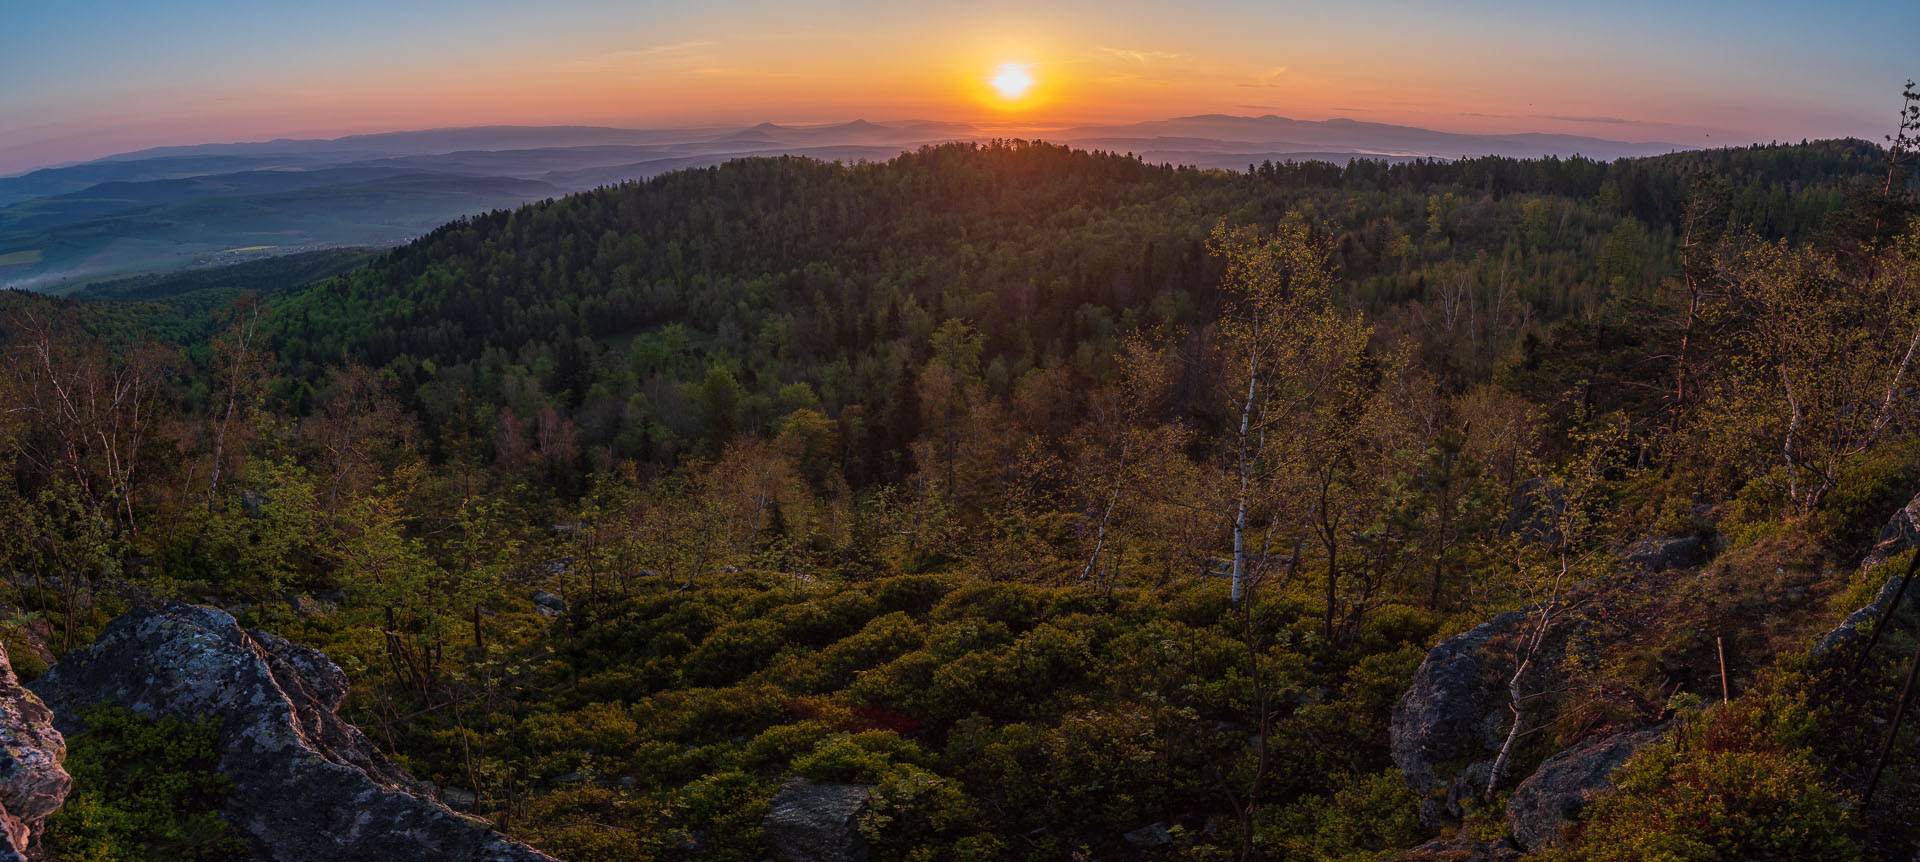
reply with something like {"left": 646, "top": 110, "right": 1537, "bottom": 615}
{"left": 0, "top": 117, "right": 1685, "bottom": 290}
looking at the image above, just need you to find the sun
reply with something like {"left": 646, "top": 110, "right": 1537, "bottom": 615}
{"left": 989, "top": 64, "right": 1034, "bottom": 101}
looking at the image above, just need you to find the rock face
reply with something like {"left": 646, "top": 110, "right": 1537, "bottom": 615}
{"left": 0, "top": 647, "right": 68, "bottom": 862}
{"left": 762, "top": 779, "right": 873, "bottom": 862}
{"left": 1620, "top": 535, "right": 1707, "bottom": 573}
{"left": 28, "top": 603, "right": 554, "bottom": 862}
{"left": 1390, "top": 610, "right": 1529, "bottom": 796}
{"left": 1814, "top": 490, "right": 1920, "bottom": 659}
{"left": 1505, "top": 725, "right": 1666, "bottom": 851}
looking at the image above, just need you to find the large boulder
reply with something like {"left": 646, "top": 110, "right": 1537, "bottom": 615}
{"left": 762, "top": 779, "right": 872, "bottom": 862}
{"left": 28, "top": 603, "right": 554, "bottom": 862}
{"left": 1390, "top": 610, "right": 1529, "bottom": 796}
{"left": 0, "top": 647, "right": 67, "bottom": 861}
{"left": 1505, "top": 725, "right": 1666, "bottom": 851}
{"left": 1620, "top": 535, "right": 1708, "bottom": 573}
{"left": 1814, "top": 490, "right": 1920, "bottom": 659}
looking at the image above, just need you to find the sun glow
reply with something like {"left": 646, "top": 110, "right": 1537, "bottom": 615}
{"left": 990, "top": 64, "right": 1034, "bottom": 100}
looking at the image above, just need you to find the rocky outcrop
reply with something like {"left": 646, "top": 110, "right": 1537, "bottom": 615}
{"left": 28, "top": 603, "right": 554, "bottom": 862}
{"left": 531, "top": 590, "right": 566, "bottom": 619}
{"left": 0, "top": 647, "right": 67, "bottom": 862}
{"left": 762, "top": 779, "right": 872, "bottom": 862}
{"left": 1390, "top": 610, "right": 1529, "bottom": 797}
{"left": 1814, "top": 490, "right": 1920, "bottom": 659}
{"left": 1620, "top": 535, "right": 1708, "bottom": 573}
{"left": 1863, "top": 491, "right": 1920, "bottom": 572}
{"left": 1505, "top": 725, "right": 1666, "bottom": 851}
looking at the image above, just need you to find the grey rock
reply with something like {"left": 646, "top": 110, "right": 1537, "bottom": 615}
{"left": 239, "top": 489, "right": 265, "bottom": 519}
{"left": 439, "top": 786, "right": 479, "bottom": 812}
{"left": 1864, "top": 491, "right": 1920, "bottom": 572}
{"left": 1814, "top": 490, "right": 1920, "bottom": 659}
{"left": 287, "top": 594, "right": 337, "bottom": 619}
{"left": 0, "top": 645, "right": 68, "bottom": 861}
{"left": 1506, "top": 725, "right": 1667, "bottom": 851}
{"left": 1386, "top": 836, "right": 1522, "bottom": 862}
{"left": 763, "top": 779, "right": 872, "bottom": 862}
{"left": 29, "top": 603, "right": 554, "bottom": 862}
{"left": 1123, "top": 822, "right": 1173, "bottom": 848}
{"left": 1390, "top": 610, "right": 1529, "bottom": 795}
{"left": 1442, "top": 760, "right": 1493, "bottom": 821}
{"left": 531, "top": 590, "right": 567, "bottom": 619}
{"left": 1620, "top": 535, "right": 1707, "bottom": 573}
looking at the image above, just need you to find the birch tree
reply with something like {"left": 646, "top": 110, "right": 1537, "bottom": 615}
{"left": 1209, "top": 218, "right": 1371, "bottom": 604}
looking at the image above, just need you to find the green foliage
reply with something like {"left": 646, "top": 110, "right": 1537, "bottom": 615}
{"left": 1556, "top": 682, "right": 1859, "bottom": 862}
{"left": 43, "top": 706, "right": 246, "bottom": 862}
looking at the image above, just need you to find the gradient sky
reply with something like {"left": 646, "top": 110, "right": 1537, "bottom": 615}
{"left": 3, "top": 0, "right": 1915, "bottom": 175}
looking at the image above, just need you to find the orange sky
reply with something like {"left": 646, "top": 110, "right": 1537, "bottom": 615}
{"left": 3, "top": 0, "right": 1914, "bottom": 173}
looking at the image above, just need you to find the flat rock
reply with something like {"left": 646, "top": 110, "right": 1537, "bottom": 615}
{"left": 1385, "top": 836, "right": 1522, "bottom": 862}
{"left": 1620, "top": 535, "right": 1707, "bottom": 573}
{"left": 763, "top": 779, "right": 872, "bottom": 862}
{"left": 29, "top": 602, "right": 554, "bottom": 862}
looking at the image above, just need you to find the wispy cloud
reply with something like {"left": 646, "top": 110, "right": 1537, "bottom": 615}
{"left": 1098, "top": 47, "right": 1181, "bottom": 63}
{"left": 1539, "top": 114, "right": 1633, "bottom": 124}
{"left": 570, "top": 40, "right": 718, "bottom": 70}
{"left": 1236, "top": 66, "right": 1289, "bottom": 88}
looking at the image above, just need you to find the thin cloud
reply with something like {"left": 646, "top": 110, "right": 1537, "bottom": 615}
{"left": 571, "top": 41, "right": 718, "bottom": 69}
{"left": 1236, "top": 66, "right": 1289, "bottom": 88}
{"left": 1099, "top": 47, "right": 1181, "bottom": 63}
{"left": 1540, "top": 114, "right": 1634, "bottom": 124}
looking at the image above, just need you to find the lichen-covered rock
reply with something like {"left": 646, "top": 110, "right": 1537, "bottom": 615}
{"left": 1620, "top": 535, "right": 1707, "bottom": 573}
{"left": 1814, "top": 490, "right": 1920, "bottom": 659}
{"left": 1506, "top": 725, "right": 1666, "bottom": 851}
{"left": 0, "top": 646, "right": 67, "bottom": 861}
{"left": 28, "top": 603, "right": 554, "bottom": 862}
{"left": 762, "top": 779, "right": 872, "bottom": 862}
{"left": 1390, "top": 610, "right": 1529, "bottom": 795}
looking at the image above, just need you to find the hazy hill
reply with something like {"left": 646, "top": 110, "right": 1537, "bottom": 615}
{"left": 0, "top": 116, "right": 1693, "bottom": 290}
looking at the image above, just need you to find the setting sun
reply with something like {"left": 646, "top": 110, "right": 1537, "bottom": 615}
{"left": 989, "top": 63, "right": 1035, "bottom": 101}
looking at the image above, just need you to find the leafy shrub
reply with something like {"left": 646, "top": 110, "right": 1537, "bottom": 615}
{"left": 1557, "top": 683, "right": 1858, "bottom": 862}
{"left": 43, "top": 705, "right": 248, "bottom": 862}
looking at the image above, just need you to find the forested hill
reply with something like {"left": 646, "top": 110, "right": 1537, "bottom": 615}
{"left": 5, "top": 129, "right": 1920, "bottom": 860}
{"left": 266, "top": 138, "right": 1878, "bottom": 475}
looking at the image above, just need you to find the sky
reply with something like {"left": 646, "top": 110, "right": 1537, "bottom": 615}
{"left": 2, "top": 0, "right": 1916, "bottom": 175}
